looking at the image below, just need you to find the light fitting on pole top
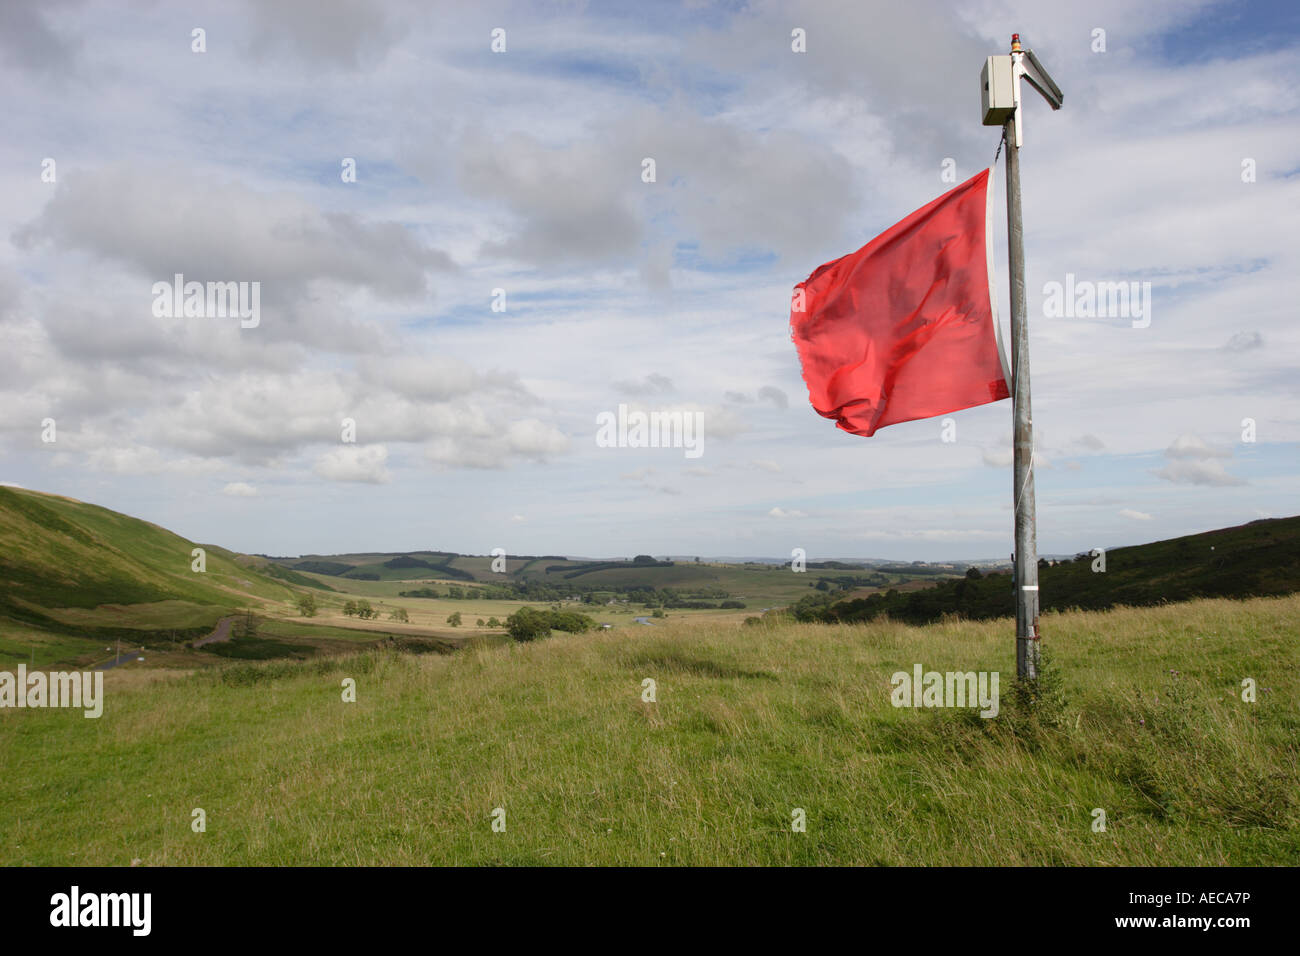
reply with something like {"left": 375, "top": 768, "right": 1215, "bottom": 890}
{"left": 980, "top": 33, "right": 1063, "bottom": 146}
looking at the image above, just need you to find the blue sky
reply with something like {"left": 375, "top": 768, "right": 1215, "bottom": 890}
{"left": 0, "top": 0, "right": 1296, "bottom": 562}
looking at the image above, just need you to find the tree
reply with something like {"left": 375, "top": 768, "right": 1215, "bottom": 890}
{"left": 388, "top": 607, "right": 409, "bottom": 623}
{"left": 357, "top": 600, "right": 374, "bottom": 620}
{"left": 447, "top": 611, "right": 462, "bottom": 627}
{"left": 476, "top": 618, "right": 485, "bottom": 626}
{"left": 633, "top": 554, "right": 656, "bottom": 565}
{"left": 651, "top": 608, "right": 665, "bottom": 618}
{"left": 507, "top": 606, "right": 551, "bottom": 642}
{"left": 343, "top": 600, "right": 358, "bottom": 617}
{"left": 487, "top": 616, "right": 501, "bottom": 627}
{"left": 965, "top": 567, "right": 983, "bottom": 580}
{"left": 297, "top": 593, "right": 317, "bottom": 617}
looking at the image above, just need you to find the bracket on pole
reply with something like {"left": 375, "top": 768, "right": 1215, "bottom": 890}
{"left": 983, "top": 35, "right": 1063, "bottom": 147}
{"left": 1011, "top": 35, "right": 1063, "bottom": 147}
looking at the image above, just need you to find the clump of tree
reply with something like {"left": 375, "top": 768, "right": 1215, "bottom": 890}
{"left": 388, "top": 607, "right": 409, "bottom": 623}
{"left": 507, "top": 607, "right": 550, "bottom": 641}
{"left": 384, "top": 555, "right": 434, "bottom": 569}
{"left": 296, "top": 593, "right": 317, "bottom": 617}
{"left": 344, "top": 599, "right": 377, "bottom": 620}
{"left": 506, "top": 606, "right": 596, "bottom": 642}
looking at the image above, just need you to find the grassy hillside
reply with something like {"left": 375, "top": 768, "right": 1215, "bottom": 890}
{"left": 804, "top": 516, "right": 1300, "bottom": 625}
{"left": 2, "top": 595, "right": 1295, "bottom": 865}
{"left": 0, "top": 487, "right": 297, "bottom": 655}
{"left": 273, "top": 551, "right": 934, "bottom": 609}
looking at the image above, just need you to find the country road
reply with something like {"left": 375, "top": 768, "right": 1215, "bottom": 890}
{"left": 92, "top": 614, "right": 236, "bottom": 670}
{"left": 194, "top": 615, "right": 237, "bottom": 648}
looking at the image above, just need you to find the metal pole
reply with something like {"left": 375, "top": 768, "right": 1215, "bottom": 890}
{"left": 1004, "top": 113, "right": 1040, "bottom": 682}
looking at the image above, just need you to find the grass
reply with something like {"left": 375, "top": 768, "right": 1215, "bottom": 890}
{"left": 1, "top": 594, "right": 1296, "bottom": 866}
{"left": 0, "top": 487, "right": 940, "bottom": 673}
{"left": 0, "top": 487, "right": 296, "bottom": 645}
{"left": 206, "top": 635, "right": 316, "bottom": 661}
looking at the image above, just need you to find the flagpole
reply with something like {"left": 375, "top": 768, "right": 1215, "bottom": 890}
{"left": 1004, "top": 34, "right": 1040, "bottom": 681}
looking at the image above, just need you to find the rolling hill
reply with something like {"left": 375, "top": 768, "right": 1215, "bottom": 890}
{"left": 4, "top": 484, "right": 1297, "bottom": 675}
{"left": 0, "top": 486, "right": 298, "bottom": 653}
{"left": 798, "top": 516, "right": 1300, "bottom": 625}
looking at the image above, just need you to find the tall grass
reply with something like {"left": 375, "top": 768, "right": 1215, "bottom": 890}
{"left": 1, "top": 595, "right": 1295, "bottom": 865}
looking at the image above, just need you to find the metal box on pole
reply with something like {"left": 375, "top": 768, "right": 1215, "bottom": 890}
{"left": 981, "top": 55, "right": 1015, "bottom": 125}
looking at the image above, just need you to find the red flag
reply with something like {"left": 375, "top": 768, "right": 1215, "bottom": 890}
{"left": 790, "top": 168, "right": 1009, "bottom": 437}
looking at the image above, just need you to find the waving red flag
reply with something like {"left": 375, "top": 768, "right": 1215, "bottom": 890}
{"left": 790, "top": 168, "right": 1009, "bottom": 437}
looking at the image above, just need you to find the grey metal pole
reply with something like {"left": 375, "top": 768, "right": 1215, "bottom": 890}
{"left": 1004, "top": 116, "right": 1040, "bottom": 681}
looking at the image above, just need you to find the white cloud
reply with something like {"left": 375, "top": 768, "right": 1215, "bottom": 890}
{"left": 769, "top": 507, "right": 807, "bottom": 519}
{"left": 0, "top": 1, "right": 1293, "bottom": 559}
{"left": 222, "top": 482, "right": 258, "bottom": 497}
{"left": 314, "top": 445, "right": 391, "bottom": 484}
{"left": 1154, "top": 434, "right": 1246, "bottom": 486}
{"left": 1154, "top": 459, "right": 1247, "bottom": 487}
{"left": 425, "top": 419, "right": 570, "bottom": 470}
{"left": 1164, "top": 434, "right": 1231, "bottom": 460}
{"left": 614, "top": 373, "right": 674, "bottom": 397}
{"left": 16, "top": 164, "right": 453, "bottom": 301}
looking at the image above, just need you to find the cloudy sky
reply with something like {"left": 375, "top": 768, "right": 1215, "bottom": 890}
{"left": 2, "top": 0, "right": 1297, "bottom": 561}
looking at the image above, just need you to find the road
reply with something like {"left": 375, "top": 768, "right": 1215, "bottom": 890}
{"left": 193, "top": 615, "right": 237, "bottom": 648}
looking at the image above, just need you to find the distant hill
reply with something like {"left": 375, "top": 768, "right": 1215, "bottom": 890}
{"left": 0, "top": 486, "right": 299, "bottom": 642}
{"left": 796, "top": 516, "right": 1300, "bottom": 625}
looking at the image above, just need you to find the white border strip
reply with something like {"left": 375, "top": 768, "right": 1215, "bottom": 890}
{"left": 985, "top": 165, "right": 1012, "bottom": 389}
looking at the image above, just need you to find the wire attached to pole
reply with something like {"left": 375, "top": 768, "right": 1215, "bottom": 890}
{"left": 993, "top": 127, "right": 1007, "bottom": 165}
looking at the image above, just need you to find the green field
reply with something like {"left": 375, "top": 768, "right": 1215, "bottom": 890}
{"left": 1, "top": 488, "right": 936, "bottom": 669}
{"left": 2, "top": 595, "right": 1295, "bottom": 865}
{"left": 2, "top": 486, "right": 1295, "bottom": 866}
